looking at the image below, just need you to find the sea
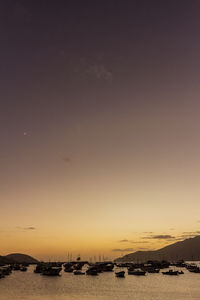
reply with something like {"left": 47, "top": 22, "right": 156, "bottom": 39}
{"left": 0, "top": 264, "right": 200, "bottom": 300}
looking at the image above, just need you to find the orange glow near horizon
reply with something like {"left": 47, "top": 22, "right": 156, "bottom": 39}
{"left": 2, "top": 3, "right": 200, "bottom": 261}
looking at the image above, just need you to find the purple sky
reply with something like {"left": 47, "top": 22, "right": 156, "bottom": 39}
{"left": 1, "top": 0, "right": 200, "bottom": 259}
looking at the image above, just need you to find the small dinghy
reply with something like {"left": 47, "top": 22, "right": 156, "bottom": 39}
{"left": 162, "top": 270, "right": 179, "bottom": 276}
{"left": 115, "top": 271, "right": 125, "bottom": 278}
{"left": 74, "top": 270, "right": 85, "bottom": 275}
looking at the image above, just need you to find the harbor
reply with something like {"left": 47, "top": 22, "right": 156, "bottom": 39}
{"left": 0, "top": 261, "right": 200, "bottom": 300}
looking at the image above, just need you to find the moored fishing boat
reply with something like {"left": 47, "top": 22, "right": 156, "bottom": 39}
{"left": 64, "top": 267, "right": 74, "bottom": 272}
{"left": 13, "top": 264, "right": 21, "bottom": 271}
{"left": 34, "top": 264, "right": 45, "bottom": 273}
{"left": 187, "top": 265, "right": 200, "bottom": 273}
{"left": 162, "top": 270, "right": 179, "bottom": 275}
{"left": 147, "top": 268, "right": 160, "bottom": 273}
{"left": 86, "top": 267, "right": 98, "bottom": 276}
{"left": 0, "top": 266, "right": 12, "bottom": 276}
{"left": 42, "top": 266, "right": 62, "bottom": 276}
{"left": 74, "top": 270, "right": 85, "bottom": 275}
{"left": 115, "top": 271, "right": 125, "bottom": 277}
{"left": 128, "top": 269, "right": 146, "bottom": 276}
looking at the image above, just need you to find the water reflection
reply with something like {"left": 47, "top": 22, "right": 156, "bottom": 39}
{"left": 0, "top": 265, "right": 200, "bottom": 300}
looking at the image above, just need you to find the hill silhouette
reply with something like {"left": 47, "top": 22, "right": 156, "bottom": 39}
{"left": 0, "top": 253, "right": 38, "bottom": 264}
{"left": 0, "top": 255, "right": 14, "bottom": 265}
{"left": 115, "top": 236, "right": 200, "bottom": 262}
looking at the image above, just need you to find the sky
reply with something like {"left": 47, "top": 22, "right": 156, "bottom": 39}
{"left": 1, "top": 0, "right": 200, "bottom": 261}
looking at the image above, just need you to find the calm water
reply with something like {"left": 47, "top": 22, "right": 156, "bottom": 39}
{"left": 1, "top": 265, "right": 200, "bottom": 300}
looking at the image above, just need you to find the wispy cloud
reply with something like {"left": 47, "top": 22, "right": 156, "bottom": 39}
{"left": 143, "top": 235, "right": 175, "bottom": 240}
{"left": 118, "top": 239, "right": 129, "bottom": 243}
{"left": 176, "top": 232, "right": 200, "bottom": 240}
{"left": 74, "top": 58, "right": 113, "bottom": 83}
{"left": 24, "top": 227, "right": 36, "bottom": 230}
{"left": 62, "top": 157, "right": 71, "bottom": 164}
{"left": 131, "top": 241, "right": 149, "bottom": 244}
{"left": 118, "top": 239, "right": 149, "bottom": 244}
{"left": 152, "top": 235, "right": 175, "bottom": 239}
{"left": 182, "top": 231, "right": 200, "bottom": 234}
{"left": 138, "top": 247, "right": 149, "bottom": 250}
{"left": 168, "top": 231, "right": 200, "bottom": 241}
{"left": 112, "top": 248, "right": 134, "bottom": 252}
{"left": 86, "top": 64, "right": 113, "bottom": 82}
{"left": 17, "top": 226, "right": 36, "bottom": 231}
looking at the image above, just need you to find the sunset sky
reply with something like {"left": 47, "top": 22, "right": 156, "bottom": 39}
{"left": 1, "top": 0, "right": 200, "bottom": 261}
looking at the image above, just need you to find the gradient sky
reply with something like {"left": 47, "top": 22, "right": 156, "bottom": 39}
{"left": 1, "top": 0, "right": 200, "bottom": 261}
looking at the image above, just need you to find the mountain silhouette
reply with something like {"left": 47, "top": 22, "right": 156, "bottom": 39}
{"left": 115, "top": 236, "right": 200, "bottom": 262}
{"left": 0, "top": 253, "right": 38, "bottom": 265}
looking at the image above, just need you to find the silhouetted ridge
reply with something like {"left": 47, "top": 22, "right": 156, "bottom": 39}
{"left": 4, "top": 253, "right": 38, "bottom": 264}
{"left": 115, "top": 236, "right": 200, "bottom": 262}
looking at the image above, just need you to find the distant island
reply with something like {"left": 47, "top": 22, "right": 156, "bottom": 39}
{"left": 0, "top": 253, "right": 38, "bottom": 265}
{"left": 115, "top": 236, "right": 200, "bottom": 262}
